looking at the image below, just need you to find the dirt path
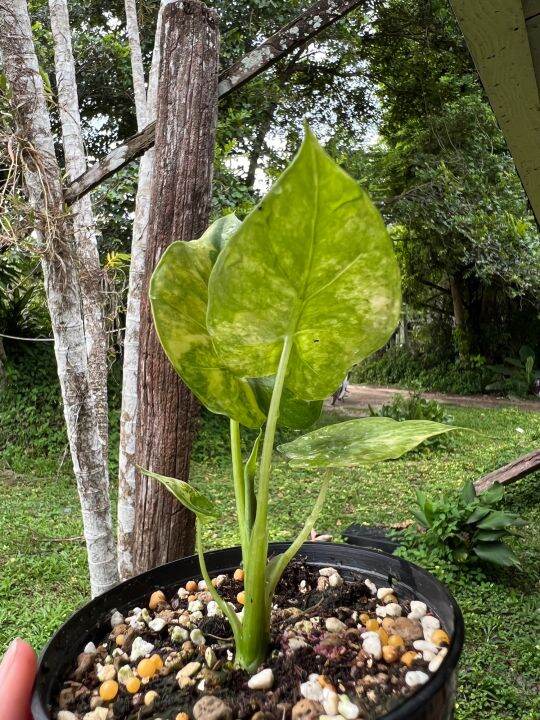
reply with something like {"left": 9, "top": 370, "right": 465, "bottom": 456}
{"left": 326, "top": 384, "right": 540, "bottom": 414}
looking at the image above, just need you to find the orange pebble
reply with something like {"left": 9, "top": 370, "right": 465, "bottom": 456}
{"left": 176, "top": 714, "right": 190, "bottom": 720}
{"left": 115, "top": 634, "right": 125, "bottom": 647}
{"left": 125, "top": 676, "right": 141, "bottom": 694}
{"left": 151, "top": 654, "right": 164, "bottom": 671}
{"left": 236, "top": 591, "right": 246, "bottom": 605}
{"left": 431, "top": 629, "right": 450, "bottom": 646}
{"left": 388, "top": 634, "right": 404, "bottom": 648}
{"left": 149, "top": 590, "right": 166, "bottom": 610}
{"left": 137, "top": 658, "right": 156, "bottom": 678}
{"left": 382, "top": 645, "right": 400, "bottom": 663}
{"left": 378, "top": 628, "right": 389, "bottom": 645}
{"left": 233, "top": 568, "right": 244, "bottom": 582}
{"left": 401, "top": 651, "right": 420, "bottom": 668}
{"left": 99, "top": 680, "right": 119, "bottom": 701}
{"left": 185, "top": 580, "right": 198, "bottom": 592}
{"left": 365, "top": 619, "right": 379, "bottom": 632}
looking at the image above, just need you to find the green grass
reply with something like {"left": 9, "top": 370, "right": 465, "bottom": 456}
{"left": 0, "top": 355, "right": 539, "bottom": 719}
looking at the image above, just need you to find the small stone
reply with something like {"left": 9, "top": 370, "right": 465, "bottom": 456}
{"left": 73, "top": 652, "right": 96, "bottom": 681}
{"left": 58, "top": 713, "right": 78, "bottom": 720}
{"left": 316, "top": 576, "right": 329, "bottom": 592}
{"left": 110, "top": 610, "right": 124, "bottom": 628}
{"left": 421, "top": 616, "right": 441, "bottom": 643}
{"left": 149, "top": 591, "right": 166, "bottom": 610}
{"left": 362, "top": 633, "right": 382, "bottom": 660}
{"left": 205, "top": 647, "right": 217, "bottom": 668}
{"left": 413, "top": 640, "right": 438, "bottom": 654}
{"left": 198, "top": 580, "right": 207, "bottom": 590}
{"left": 431, "top": 629, "right": 450, "bottom": 647}
{"left": 375, "top": 605, "right": 387, "bottom": 618}
{"left": 99, "top": 680, "right": 118, "bottom": 701}
{"left": 383, "top": 594, "right": 398, "bottom": 605}
{"left": 321, "top": 688, "right": 339, "bottom": 715}
{"left": 364, "top": 579, "right": 377, "bottom": 595}
{"left": 186, "top": 580, "right": 198, "bottom": 593}
{"left": 289, "top": 637, "right": 309, "bottom": 651}
{"left": 390, "top": 617, "right": 423, "bottom": 642}
{"left": 300, "top": 680, "right": 323, "bottom": 701}
{"left": 388, "top": 634, "right": 404, "bottom": 647}
{"left": 405, "top": 670, "right": 430, "bottom": 687}
{"left": 212, "top": 574, "right": 227, "bottom": 588}
{"left": 144, "top": 690, "right": 159, "bottom": 706}
{"left": 247, "top": 668, "right": 274, "bottom": 690}
{"left": 193, "top": 695, "right": 232, "bottom": 720}
{"left": 423, "top": 650, "right": 437, "bottom": 662}
{"left": 188, "top": 600, "right": 204, "bottom": 613}
{"left": 325, "top": 617, "right": 347, "bottom": 633}
{"left": 338, "top": 695, "right": 360, "bottom": 720}
{"left": 319, "top": 567, "right": 338, "bottom": 577}
{"left": 292, "top": 699, "right": 323, "bottom": 720}
{"left": 177, "top": 587, "right": 189, "bottom": 599}
{"left": 233, "top": 568, "right": 244, "bottom": 582}
{"left": 408, "top": 601, "right": 427, "bottom": 619}
{"left": 365, "top": 618, "right": 379, "bottom": 632}
{"left": 401, "top": 650, "right": 420, "bottom": 668}
{"left": 190, "top": 628, "right": 205, "bottom": 646}
{"left": 382, "top": 645, "right": 399, "bottom": 663}
{"left": 429, "top": 647, "right": 448, "bottom": 672}
{"left": 97, "top": 663, "right": 116, "bottom": 682}
{"left": 117, "top": 665, "right": 135, "bottom": 685}
{"left": 83, "top": 709, "right": 108, "bottom": 720}
{"left": 84, "top": 642, "right": 96, "bottom": 654}
{"left": 165, "top": 651, "right": 183, "bottom": 670}
{"left": 171, "top": 626, "right": 189, "bottom": 643}
{"left": 384, "top": 603, "right": 402, "bottom": 617}
{"left": 149, "top": 618, "right": 167, "bottom": 632}
{"left": 176, "top": 714, "right": 190, "bottom": 720}
{"left": 130, "top": 637, "right": 155, "bottom": 662}
{"left": 376, "top": 587, "right": 394, "bottom": 600}
{"left": 206, "top": 601, "right": 223, "bottom": 618}
{"left": 178, "top": 661, "right": 201, "bottom": 678}
{"left": 328, "top": 573, "right": 343, "bottom": 588}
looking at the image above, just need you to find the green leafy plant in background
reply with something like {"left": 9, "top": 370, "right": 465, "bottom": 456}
{"left": 143, "top": 128, "right": 467, "bottom": 672}
{"left": 486, "top": 345, "right": 540, "bottom": 397}
{"left": 398, "top": 481, "right": 526, "bottom": 569}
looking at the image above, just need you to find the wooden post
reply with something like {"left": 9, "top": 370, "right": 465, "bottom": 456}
{"left": 132, "top": 0, "right": 219, "bottom": 574}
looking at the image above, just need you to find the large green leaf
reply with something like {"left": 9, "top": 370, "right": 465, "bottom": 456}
{"left": 150, "top": 215, "right": 265, "bottom": 428}
{"left": 277, "top": 417, "right": 460, "bottom": 468}
{"left": 207, "top": 128, "right": 401, "bottom": 401}
{"left": 473, "top": 541, "right": 520, "bottom": 567}
{"left": 139, "top": 467, "right": 220, "bottom": 523}
{"left": 250, "top": 377, "right": 323, "bottom": 429}
{"left": 476, "top": 510, "right": 527, "bottom": 530}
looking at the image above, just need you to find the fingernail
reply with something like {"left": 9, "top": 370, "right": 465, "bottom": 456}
{"left": 0, "top": 638, "right": 22, "bottom": 678}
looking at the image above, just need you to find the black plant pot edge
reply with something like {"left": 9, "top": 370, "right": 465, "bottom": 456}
{"left": 32, "top": 542, "right": 464, "bottom": 720}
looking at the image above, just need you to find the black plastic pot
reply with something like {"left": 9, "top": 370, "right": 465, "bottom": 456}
{"left": 33, "top": 542, "right": 464, "bottom": 720}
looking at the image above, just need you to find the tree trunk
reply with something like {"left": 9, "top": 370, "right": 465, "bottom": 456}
{"left": 0, "top": 0, "right": 118, "bottom": 596}
{"left": 49, "top": 0, "right": 109, "bottom": 460}
{"left": 124, "top": 0, "right": 148, "bottom": 129}
{"left": 245, "top": 108, "right": 275, "bottom": 188}
{"left": 132, "top": 0, "right": 219, "bottom": 574}
{"left": 0, "top": 337, "right": 7, "bottom": 389}
{"left": 449, "top": 273, "right": 471, "bottom": 358}
{"left": 117, "top": 1, "right": 163, "bottom": 580}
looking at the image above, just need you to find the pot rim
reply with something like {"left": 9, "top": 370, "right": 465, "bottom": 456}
{"left": 32, "top": 541, "right": 464, "bottom": 720}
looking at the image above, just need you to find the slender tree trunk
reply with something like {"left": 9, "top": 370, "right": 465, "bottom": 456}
{"left": 0, "top": 337, "right": 7, "bottom": 389}
{"left": 49, "top": 0, "right": 109, "bottom": 460}
{"left": 245, "top": 109, "right": 274, "bottom": 188}
{"left": 124, "top": 0, "right": 148, "bottom": 129}
{"left": 0, "top": 0, "right": 118, "bottom": 596}
{"left": 117, "top": 2, "right": 164, "bottom": 580}
{"left": 449, "top": 273, "right": 471, "bottom": 358}
{"left": 132, "top": 0, "right": 219, "bottom": 574}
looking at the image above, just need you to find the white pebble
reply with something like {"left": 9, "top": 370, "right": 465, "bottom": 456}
{"left": 384, "top": 603, "right": 402, "bottom": 617}
{"left": 299, "top": 579, "right": 309, "bottom": 594}
{"left": 206, "top": 600, "right": 223, "bottom": 618}
{"left": 423, "top": 650, "right": 437, "bottom": 662}
{"left": 338, "top": 695, "right": 360, "bottom": 719}
{"left": 300, "top": 679, "right": 323, "bottom": 701}
{"left": 329, "top": 573, "right": 343, "bottom": 588}
{"left": 213, "top": 574, "right": 227, "bottom": 588}
{"left": 149, "top": 618, "right": 166, "bottom": 632}
{"left": 322, "top": 688, "right": 339, "bottom": 716}
{"left": 110, "top": 610, "right": 124, "bottom": 628}
{"left": 130, "top": 636, "right": 155, "bottom": 662}
{"left": 198, "top": 580, "right": 207, "bottom": 590}
{"left": 376, "top": 587, "right": 394, "bottom": 600}
{"left": 405, "top": 670, "right": 430, "bottom": 687}
{"left": 205, "top": 647, "right": 217, "bottom": 667}
{"left": 191, "top": 610, "right": 204, "bottom": 623}
{"left": 364, "top": 579, "right": 377, "bottom": 595}
{"left": 170, "top": 626, "right": 189, "bottom": 643}
{"left": 58, "top": 712, "right": 78, "bottom": 720}
{"left": 375, "top": 605, "right": 388, "bottom": 618}
{"left": 190, "top": 628, "right": 205, "bottom": 646}
{"left": 362, "top": 634, "right": 382, "bottom": 660}
{"left": 248, "top": 668, "right": 274, "bottom": 690}
{"left": 289, "top": 638, "right": 308, "bottom": 650}
{"left": 421, "top": 616, "right": 441, "bottom": 642}
{"left": 84, "top": 642, "right": 96, "bottom": 654}
{"left": 325, "top": 617, "right": 347, "bottom": 633}
{"left": 429, "top": 647, "right": 448, "bottom": 673}
{"left": 413, "top": 640, "right": 438, "bottom": 654}
{"left": 96, "top": 663, "right": 116, "bottom": 682}
{"left": 177, "top": 587, "right": 189, "bottom": 599}
{"left": 83, "top": 708, "right": 108, "bottom": 720}
{"left": 319, "top": 567, "right": 338, "bottom": 577}
{"left": 118, "top": 665, "right": 135, "bottom": 685}
{"left": 408, "top": 601, "right": 427, "bottom": 619}
{"left": 188, "top": 600, "right": 204, "bottom": 613}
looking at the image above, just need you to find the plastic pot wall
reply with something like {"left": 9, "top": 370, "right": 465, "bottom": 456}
{"left": 32, "top": 542, "right": 464, "bottom": 720}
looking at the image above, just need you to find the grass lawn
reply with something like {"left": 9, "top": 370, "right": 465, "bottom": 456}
{"left": 0, "top": 358, "right": 539, "bottom": 719}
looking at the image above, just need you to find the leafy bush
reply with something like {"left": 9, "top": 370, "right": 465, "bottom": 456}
{"left": 486, "top": 345, "right": 540, "bottom": 397}
{"left": 397, "top": 481, "right": 526, "bottom": 569}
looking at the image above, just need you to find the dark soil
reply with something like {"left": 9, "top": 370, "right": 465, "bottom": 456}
{"left": 54, "top": 559, "right": 449, "bottom": 720}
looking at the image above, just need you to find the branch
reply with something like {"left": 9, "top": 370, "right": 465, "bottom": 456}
{"left": 63, "top": 0, "right": 364, "bottom": 205}
{"left": 419, "top": 278, "right": 451, "bottom": 295}
{"left": 474, "top": 449, "right": 540, "bottom": 494}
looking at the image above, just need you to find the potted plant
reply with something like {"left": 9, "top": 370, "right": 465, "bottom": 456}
{"left": 33, "top": 129, "right": 464, "bottom": 720}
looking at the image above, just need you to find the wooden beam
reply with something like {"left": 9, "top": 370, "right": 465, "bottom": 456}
{"left": 474, "top": 448, "right": 540, "bottom": 493}
{"left": 524, "top": 1, "right": 540, "bottom": 96}
{"left": 449, "top": 0, "right": 540, "bottom": 225}
{"left": 64, "top": 0, "right": 363, "bottom": 205}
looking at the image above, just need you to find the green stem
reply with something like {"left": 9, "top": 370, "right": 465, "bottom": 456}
{"left": 265, "top": 470, "right": 331, "bottom": 601}
{"left": 237, "top": 334, "right": 293, "bottom": 671}
{"left": 195, "top": 519, "right": 242, "bottom": 639}
{"left": 244, "top": 430, "right": 261, "bottom": 537}
{"left": 230, "top": 419, "right": 247, "bottom": 555}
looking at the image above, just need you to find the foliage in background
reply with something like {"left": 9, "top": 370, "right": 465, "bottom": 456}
{"left": 486, "top": 345, "right": 540, "bottom": 398}
{"left": 397, "top": 481, "right": 527, "bottom": 570}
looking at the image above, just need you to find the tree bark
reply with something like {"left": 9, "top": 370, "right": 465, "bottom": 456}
{"left": 449, "top": 273, "right": 471, "bottom": 358}
{"left": 474, "top": 449, "right": 540, "bottom": 494}
{"left": 0, "top": 0, "right": 118, "bottom": 596}
{"left": 49, "top": 0, "right": 109, "bottom": 460}
{"left": 124, "top": 0, "right": 148, "bottom": 129}
{"left": 117, "top": 1, "right": 163, "bottom": 580}
{"left": 132, "top": 0, "right": 219, "bottom": 574}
